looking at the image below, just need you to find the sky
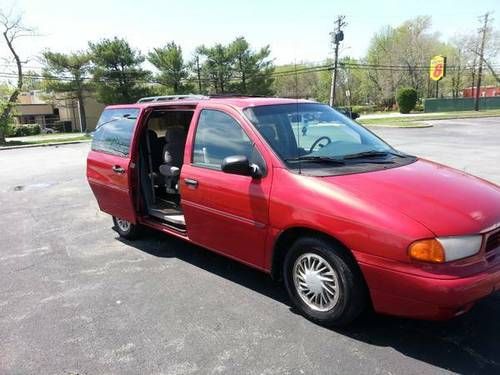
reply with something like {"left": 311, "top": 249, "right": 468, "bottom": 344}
{"left": 0, "top": 0, "right": 499, "bottom": 74}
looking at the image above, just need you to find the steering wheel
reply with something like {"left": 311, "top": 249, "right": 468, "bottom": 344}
{"left": 309, "top": 136, "right": 332, "bottom": 153}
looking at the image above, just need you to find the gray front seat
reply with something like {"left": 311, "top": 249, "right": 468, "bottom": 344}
{"left": 159, "top": 127, "right": 186, "bottom": 193}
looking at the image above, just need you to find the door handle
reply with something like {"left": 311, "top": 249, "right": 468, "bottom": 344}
{"left": 112, "top": 165, "right": 125, "bottom": 174}
{"left": 184, "top": 178, "right": 198, "bottom": 187}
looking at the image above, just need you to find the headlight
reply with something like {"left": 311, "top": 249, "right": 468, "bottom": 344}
{"left": 409, "top": 235, "right": 483, "bottom": 263}
{"left": 437, "top": 236, "right": 483, "bottom": 261}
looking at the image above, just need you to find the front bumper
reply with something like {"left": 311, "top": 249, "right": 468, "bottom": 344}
{"left": 359, "top": 257, "right": 500, "bottom": 320}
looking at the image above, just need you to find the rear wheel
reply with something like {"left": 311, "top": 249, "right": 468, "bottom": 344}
{"left": 283, "top": 236, "right": 367, "bottom": 327}
{"left": 112, "top": 216, "right": 141, "bottom": 240}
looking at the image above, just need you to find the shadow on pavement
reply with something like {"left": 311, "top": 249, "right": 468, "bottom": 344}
{"left": 339, "top": 301, "right": 500, "bottom": 374}
{"left": 120, "top": 228, "right": 500, "bottom": 375}
{"left": 117, "top": 227, "right": 288, "bottom": 304}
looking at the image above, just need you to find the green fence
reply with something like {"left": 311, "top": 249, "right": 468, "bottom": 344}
{"left": 424, "top": 97, "right": 500, "bottom": 112}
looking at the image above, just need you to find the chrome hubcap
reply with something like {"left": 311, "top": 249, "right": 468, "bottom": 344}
{"left": 293, "top": 253, "right": 340, "bottom": 312}
{"left": 116, "top": 218, "right": 131, "bottom": 232}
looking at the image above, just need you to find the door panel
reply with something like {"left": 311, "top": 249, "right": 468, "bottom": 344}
{"left": 180, "top": 107, "right": 273, "bottom": 269}
{"left": 181, "top": 164, "right": 271, "bottom": 268}
{"left": 86, "top": 107, "right": 140, "bottom": 223}
{"left": 87, "top": 150, "right": 136, "bottom": 222}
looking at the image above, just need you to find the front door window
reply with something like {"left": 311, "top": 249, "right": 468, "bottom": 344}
{"left": 192, "top": 109, "right": 257, "bottom": 170}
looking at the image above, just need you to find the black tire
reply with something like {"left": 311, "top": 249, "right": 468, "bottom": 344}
{"left": 112, "top": 216, "right": 141, "bottom": 240}
{"left": 283, "top": 236, "right": 367, "bottom": 327}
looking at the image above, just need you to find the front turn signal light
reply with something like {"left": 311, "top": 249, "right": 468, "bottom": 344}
{"left": 408, "top": 239, "right": 445, "bottom": 263}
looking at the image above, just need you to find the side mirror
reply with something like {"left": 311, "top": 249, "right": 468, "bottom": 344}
{"left": 221, "top": 155, "right": 262, "bottom": 178}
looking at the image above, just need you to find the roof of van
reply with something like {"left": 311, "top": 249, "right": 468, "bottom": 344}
{"left": 104, "top": 97, "right": 314, "bottom": 110}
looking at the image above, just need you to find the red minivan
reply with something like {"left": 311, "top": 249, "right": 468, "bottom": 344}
{"left": 87, "top": 96, "right": 500, "bottom": 326}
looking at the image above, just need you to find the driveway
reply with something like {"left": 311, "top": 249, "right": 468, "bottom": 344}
{"left": 1, "top": 118, "right": 499, "bottom": 374}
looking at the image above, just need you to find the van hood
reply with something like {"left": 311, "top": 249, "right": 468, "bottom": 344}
{"left": 323, "top": 159, "right": 500, "bottom": 236}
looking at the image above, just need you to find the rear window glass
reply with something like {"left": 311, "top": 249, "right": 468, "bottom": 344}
{"left": 91, "top": 108, "right": 139, "bottom": 156}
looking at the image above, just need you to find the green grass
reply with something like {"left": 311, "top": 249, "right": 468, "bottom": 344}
{"left": 3, "top": 135, "right": 91, "bottom": 147}
{"left": 358, "top": 109, "right": 500, "bottom": 127}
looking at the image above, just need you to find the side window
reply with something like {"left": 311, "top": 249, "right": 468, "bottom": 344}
{"left": 193, "top": 110, "right": 260, "bottom": 170}
{"left": 91, "top": 108, "right": 139, "bottom": 157}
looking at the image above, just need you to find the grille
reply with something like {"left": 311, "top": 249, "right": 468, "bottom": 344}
{"left": 486, "top": 230, "right": 500, "bottom": 253}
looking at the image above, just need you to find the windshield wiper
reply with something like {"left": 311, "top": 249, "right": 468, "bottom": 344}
{"left": 342, "top": 150, "right": 390, "bottom": 159}
{"left": 284, "top": 150, "right": 409, "bottom": 165}
{"left": 284, "top": 156, "right": 345, "bottom": 165}
{"left": 342, "top": 150, "right": 409, "bottom": 159}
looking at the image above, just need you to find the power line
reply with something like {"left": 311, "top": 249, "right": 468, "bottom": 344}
{"left": 1, "top": 63, "right": 497, "bottom": 84}
{"left": 2, "top": 60, "right": 498, "bottom": 75}
{"left": 0, "top": 61, "right": 498, "bottom": 87}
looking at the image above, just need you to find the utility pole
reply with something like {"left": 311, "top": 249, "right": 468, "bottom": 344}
{"left": 195, "top": 55, "right": 202, "bottom": 93}
{"left": 329, "top": 15, "right": 346, "bottom": 107}
{"left": 474, "top": 12, "right": 491, "bottom": 111}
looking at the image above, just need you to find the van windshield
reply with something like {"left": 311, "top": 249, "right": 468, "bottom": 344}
{"left": 243, "top": 103, "right": 397, "bottom": 165}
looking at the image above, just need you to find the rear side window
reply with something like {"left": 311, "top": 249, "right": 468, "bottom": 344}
{"left": 91, "top": 108, "right": 139, "bottom": 157}
{"left": 192, "top": 110, "right": 255, "bottom": 169}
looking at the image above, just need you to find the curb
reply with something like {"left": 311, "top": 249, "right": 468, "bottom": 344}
{"left": 0, "top": 139, "right": 90, "bottom": 151}
{"left": 363, "top": 124, "right": 434, "bottom": 129}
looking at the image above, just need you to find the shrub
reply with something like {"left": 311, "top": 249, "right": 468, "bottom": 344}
{"left": 8, "top": 124, "right": 41, "bottom": 137}
{"left": 4, "top": 123, "right": 16, "bottom": 137}
{"left": 351, "top": 105, "right": 377, "bottom": 114}
{"left": 31, "top": 124, "right": 41, "bottom": 135}
{"left": 414, "top": 102, "right": 424, "bottom": 112}
{"left": 396, "top": 88, "right": 418, "bottom": 114}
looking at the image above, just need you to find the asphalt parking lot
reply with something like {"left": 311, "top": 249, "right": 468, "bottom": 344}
{"left": 1, "top": 117, "right": 499, "bottom": 374}
{"left": 373, "top": 116, "right": 500, "bottom": 184}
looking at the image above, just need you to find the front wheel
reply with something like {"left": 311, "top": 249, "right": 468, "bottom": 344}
{"left": 112, "top": 216, "right": 141, "bottom": 240}
{"left": 283, "top": 236, "right": 367, "bottom": 327}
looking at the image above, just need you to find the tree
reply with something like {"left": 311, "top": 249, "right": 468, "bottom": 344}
{"left": 148, "top": 42, "right": 188, "bottom": 94}
{"left": 188, "top": 48, "right": 204, "bottom": 94}
{"left": 89, "top": 37, "right": 150, "bottom": 104}
{"left": 443, "top": 38, "right": 472, "bottom": 98}
{"left": 197, "top": 43, "right": 234, "bottom": 94}
{"left": 393, "top": 17, "right": 440, "bottom": 94}
{"left": 41, "top": 51, "right": 93, "bottom": 131}
{"left": 0, "top": 10, "right": 33, "bottom": 144}
{"left": 483, "top": 57, "right": 500, "bottom": 84}
{"left": 466, "top": 19, "right": 500, "bottom": 84}
{"left": 228, "top": 37, "right": 274, "bottom": 95}
{"left": 364, "top": 26, "right": 401, "bottom": 107}
{"left": 336, "top": 57, "right": 373, "bottom": 106}
{"left": 0, "top": 83, "right": 14, "bottom": 136}
{"left": 23, "top": 70, "right": 44, "bottom": 91}
{"left": 195, "top": 38, "right": 274, "bottom": 95}
{"left": 272, "top": 63, "right": 323, "bottom": 99}
{"left": 364, "top": 17, "right": 447, "bottom": 107}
